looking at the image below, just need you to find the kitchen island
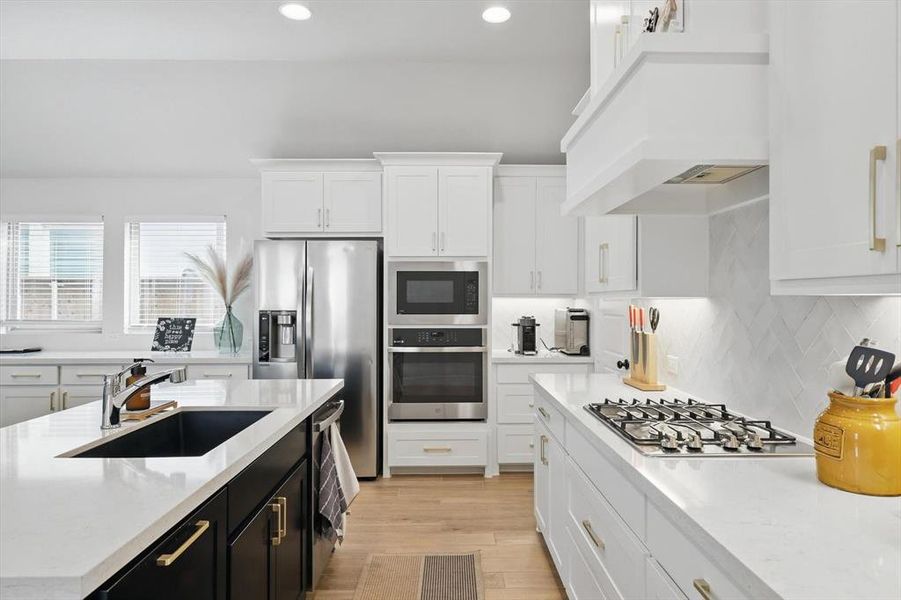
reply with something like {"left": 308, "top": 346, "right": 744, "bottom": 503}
{"left": 0, "top": 378, "right": 343, "bottom": 600}
{"left": 531, "top": 372, "right": 901, "bottom": 600}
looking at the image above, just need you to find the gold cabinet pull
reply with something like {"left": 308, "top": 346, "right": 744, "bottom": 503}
{"left": 157, "top": 520, "right": 210, "bottom": 566}
{"left": 49, "top": 391, "right": 55, "bottom": 411}
{"left": 423, "top": 446, "right": 452, "bottom": 453}
{"left": 598, "top": 242, "right": 609, "bottom": 283}
{"left": 870, "top": 145, "right": 887, "bottom": 251}
{"left": 270, "top": 502, "right": 282, "bottom": 546}
{"left": 539, "top": 435, "right": 548, "bottom": 465}
{"left": 538, "top": 406, "right": 550, "bottom": 420}
{"left": 693, "top": 579, "right": 713, "bottom": 600}
{"left": 581, "top": 519, "right": 605, "bottom": 550}
{"left": 62, "top": 392, "right": 68, "bottom": 410}
{"left": 276, "top": 496, "right": 287, "bottom": 541}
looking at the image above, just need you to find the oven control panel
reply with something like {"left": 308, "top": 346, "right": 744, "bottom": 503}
{"left": 391, "top": 328, "right": 484, "bottom": 347}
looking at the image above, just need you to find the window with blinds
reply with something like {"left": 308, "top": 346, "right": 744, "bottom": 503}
{"left": 125, "top": 219, "right": 227, "bottom": 330}
{"left": 0, "top": 220, "right": 105, "bottom": 328}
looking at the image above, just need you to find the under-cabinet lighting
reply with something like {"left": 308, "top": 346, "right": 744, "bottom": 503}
{"left": 482, "top": 6, "right": 511, "bottom": 24}
{"left": 279, "top": 3, "right": 312, "bottom": 21}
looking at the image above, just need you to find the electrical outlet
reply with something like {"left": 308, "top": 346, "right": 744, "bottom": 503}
{"left": 665, "top": 354, "right": 679, "bottom": 375}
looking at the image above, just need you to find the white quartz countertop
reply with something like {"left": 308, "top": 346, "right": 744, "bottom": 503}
{"left": 531, "top": 373, "right": 901, "bottom": 600}
{"left": 0, "top": 378, "right": 342, "bottom": 600}
{"left": 0, "top": 350, "right": 251, "bottom": 365}
{"left": 491, "top": 349, "right": 593, "bottom": 364}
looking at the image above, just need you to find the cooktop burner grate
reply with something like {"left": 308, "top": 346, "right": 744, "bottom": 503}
{"left": 584, "top": 398, "right": 815, "bottom": 456}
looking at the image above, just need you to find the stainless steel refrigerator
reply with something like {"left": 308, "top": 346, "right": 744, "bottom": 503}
{"left": 253, "top": 239, "right": 381, "bottom": 478}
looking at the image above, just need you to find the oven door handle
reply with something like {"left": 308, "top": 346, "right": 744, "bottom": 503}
{"left": 388, "top": 346, "right": 488, "bottom": 353}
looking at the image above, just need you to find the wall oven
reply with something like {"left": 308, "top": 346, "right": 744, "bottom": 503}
{"left": 388, "top": 261, "right": 487, "bottom": 325}
{"left": 388, "top": 328, "right": 487, "bottom": 421}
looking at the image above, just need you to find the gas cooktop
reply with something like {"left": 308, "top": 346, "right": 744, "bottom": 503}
{"left": 584, "top": 398, "right": 815, "bottom": 457}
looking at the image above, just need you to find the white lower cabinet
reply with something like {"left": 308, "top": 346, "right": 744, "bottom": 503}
{"left": 533, "top": 386, "right": 750, "bottom": 600}
{"left": 0, "top": 385, "right": 57, "bottom": 427}
{"left": 646, "top": 558, "right": 688, "bottom": 600}
{"left": 495, "top": 361, "right": 593, "bottom": 466}
{"left": 60, "top": 385, "right": 105, "bottom": 410}
{"left": 388, "top": 423, "right": 488, "bottom": 468}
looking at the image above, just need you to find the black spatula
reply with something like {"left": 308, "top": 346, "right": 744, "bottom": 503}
{"left": 845, "top": 345, "right": 895, "bottom": 396}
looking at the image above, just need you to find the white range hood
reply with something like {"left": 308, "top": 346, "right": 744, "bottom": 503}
{"left": 561, "top": 33, "right": 770, "bottom": 216}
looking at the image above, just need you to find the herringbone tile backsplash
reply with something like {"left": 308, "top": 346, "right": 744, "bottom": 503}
{"left": 599, "top": 199, "right": 901, "bottom": 438}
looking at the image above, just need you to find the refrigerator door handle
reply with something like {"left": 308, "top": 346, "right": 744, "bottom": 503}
{"left": 304, "top": 266, "right": 314, "bottom": 378}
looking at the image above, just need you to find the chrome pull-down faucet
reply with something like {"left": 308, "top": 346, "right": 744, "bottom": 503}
{"left": 100, "top": 361, "right": 187, "bottom": 430}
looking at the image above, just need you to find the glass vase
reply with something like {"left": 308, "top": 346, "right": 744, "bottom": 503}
{"left": 214, "top": 306, "right": 244, "bottom": 354}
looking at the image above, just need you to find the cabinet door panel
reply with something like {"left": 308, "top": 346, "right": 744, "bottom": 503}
{"left": 439, "top": 167, "right": 490, "bottom": 257}
{"left": 535, "top": 177, "right": 579, "bottom": 295}
{"left": 493, "top": 177, "right": 537, "bottom": 294}
{"left": 534, "top": 419, "right": 550, "bottom": 534}
{"left": 0, "top": 385, "right": 56, "bottom": 427}
{"left": 771, "top": 0, "right": 898, "bottom": 280}
{"left": 584, "top": 215, "right": 637, "bottom": 293}
{"left": 387, "top": 167, "right": 439, "bottom": 256}
{"left": 324, "top": 172, "right": 382, "bottom": 233}
{"left": 61, "top": 385, "right": 104, "bottom": 410}
{"left": 98, "top": 490, "right": 227, "bottom": 600}
{"left": 262, "top": 173, "right": 324, "bottom": 234}
{"left": 229, "top": 501, "right": 276, "bottom": 600}
{"left": 274, "top": 462, "right": 307, "bottom": 599}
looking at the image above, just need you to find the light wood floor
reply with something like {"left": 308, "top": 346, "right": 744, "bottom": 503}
{"left": 311, "top": 473, "right": 566, "bottom": 600}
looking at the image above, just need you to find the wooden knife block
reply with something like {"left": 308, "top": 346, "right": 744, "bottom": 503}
{"left": 624, "top": 331, "right": 666, "bottom": 392}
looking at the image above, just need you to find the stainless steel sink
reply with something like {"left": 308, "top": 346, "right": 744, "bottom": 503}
{"left": 68, "top": 410, "right": 272, "bottom": 458}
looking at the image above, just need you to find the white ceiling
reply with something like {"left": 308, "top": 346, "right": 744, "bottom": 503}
{"left": 0, "top": 0, "right": 588, "bottom": 177}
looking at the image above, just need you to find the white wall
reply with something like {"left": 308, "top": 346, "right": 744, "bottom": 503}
{"left": 0, "top": 177, "right": 260, "bottom": 351}
{"left": 596, "top": 199, "right": 901, "bottom": 438}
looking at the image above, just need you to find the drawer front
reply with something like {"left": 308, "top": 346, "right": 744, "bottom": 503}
{"left": 61, "top": 364, "right": 122, "bottom": 385}
{"left": 496, "top": 384, "right": 535, "bottom": 423}
{"left": 186, "top": 364, "right": 249, "bottom": 381}
{"left": 496, "top": 362, "right": 590, "bottom": 384}
{"left": 565, "top": 523, "right": 613, "bottom": 600}
{"left": 0, "top": 365, "right": 58, "bottom": 386}
{"left": 568, "top": 424, "right": 646, "bottom": 539}
{"left": 566, "top": 457, "right": 648, "bottom": 600}
{"left": 497, "top": 424, "right": 534, "bottom": 464}
{"left": 389, "top": 430, "right": 487, "bottom": 467}
{"left": 647, "top": 558, "right": 688, "bottom": 600}
{"left": 534, "top": 390, "right": 566, "bottom": 443}
{"left": 646, "top": 504, "right": 747, "bottom": 600}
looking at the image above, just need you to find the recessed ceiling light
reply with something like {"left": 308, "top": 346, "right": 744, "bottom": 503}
{"left": 279, "top": 3, "right": 312, "bottom": 21}
{"left": 482, "top": 6, "right": 511, "bottom": 24}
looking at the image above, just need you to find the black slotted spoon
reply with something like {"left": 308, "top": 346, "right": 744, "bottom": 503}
{"left": 845, "top": 345, "right": 895, "bottom": 397}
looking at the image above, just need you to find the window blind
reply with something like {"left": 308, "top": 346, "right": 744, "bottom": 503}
{"left": 125, "top": 220, "right": 227, "bottom": 330}
{"left": 0, "top": 220, "right": 104, "bottom": 327}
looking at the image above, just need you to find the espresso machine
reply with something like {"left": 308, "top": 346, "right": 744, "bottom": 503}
{"left": 511, "top": 315, "right": 538, "bottom": 355}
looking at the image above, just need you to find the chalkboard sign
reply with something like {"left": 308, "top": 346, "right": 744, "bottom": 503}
{"left": 151, "top": 318, "right": 196, "bottom": 352}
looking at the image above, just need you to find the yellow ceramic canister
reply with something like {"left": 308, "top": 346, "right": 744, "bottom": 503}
{"left": 813, "top": 392, "right": 901, "bottom": 496}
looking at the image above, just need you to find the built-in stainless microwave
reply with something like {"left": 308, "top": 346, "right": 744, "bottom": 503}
{"left": 388, "top": 261, "right": 487, "bottom": 325}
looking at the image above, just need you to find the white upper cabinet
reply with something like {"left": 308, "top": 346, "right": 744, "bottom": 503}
{"left": 493, "top": 167, "right": 580, "bottom": 295}
{"left": 494, "top": 176, "right": 537, "bottom": 294}
{"left": 378, "top": 153, "right": 502, "bottom": 258}
{"left": 386, "top": 166, "right": 440, "bottom": 256}
{"left": 536, "top": 177, "right": 579, "bottom": 295}
{"left": 584, "top": 215, "right": 708, "bottom": 298}
{"left": 323, "top": 172, "right": 382, "bottom": 233}
{"left": 261, "top": 172, "right": 324, "bottom": 234}
{"left": 253, "top": 159, "right": 383, "bottom": 237}
{"left": 439, "top": 167, "right": 491, "bottom": 256}
{"left": 769, "top": 1, "right": 900, "bottom": 295}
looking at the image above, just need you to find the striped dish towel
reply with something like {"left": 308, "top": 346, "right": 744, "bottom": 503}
{"left": 318, "top": 428, "right": 348, "bottom": 543}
